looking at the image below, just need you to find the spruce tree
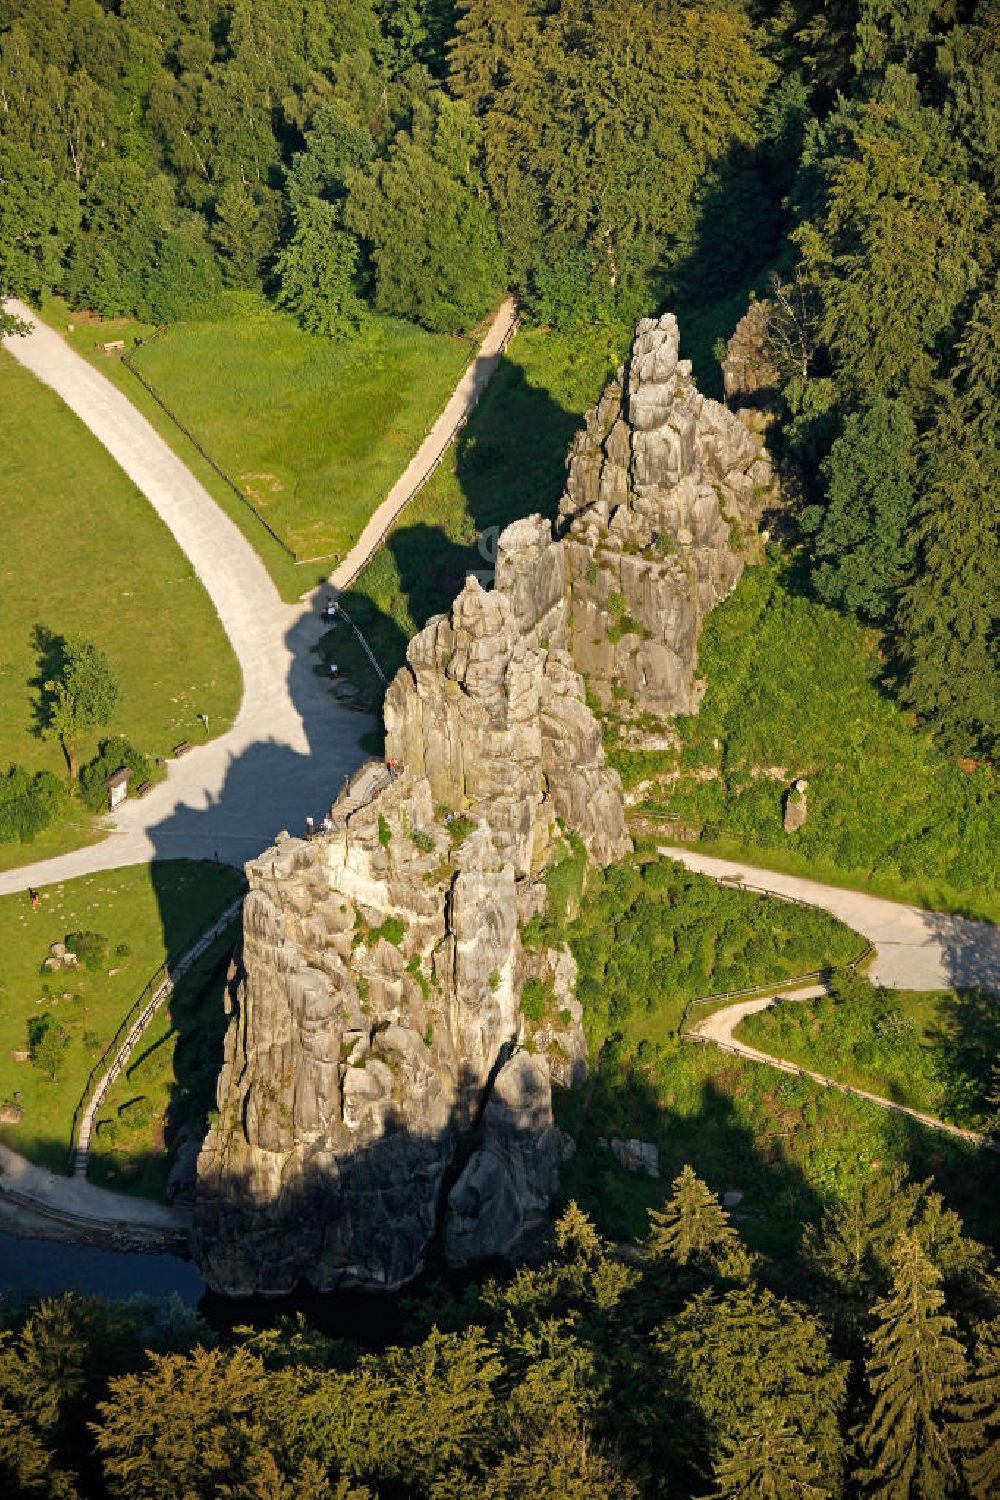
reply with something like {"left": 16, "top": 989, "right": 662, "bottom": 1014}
{"left": 951, "top": 1315, "right": 1000, "bottom": 1499}
{"left": 710, "top": 1410, "right": 829, "bottom": 1499}
{"left": 646, "top": 1165, "right": 749, "bottom": 1279}
{"left": 854, "top": 1233, "right": 968, "bottom": 1498}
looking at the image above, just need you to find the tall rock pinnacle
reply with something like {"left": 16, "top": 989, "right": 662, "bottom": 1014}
{"left": 193, "top": 313, "right": 772, "bottom": 1296}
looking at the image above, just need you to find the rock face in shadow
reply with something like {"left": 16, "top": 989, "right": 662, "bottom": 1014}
{"left": 194, "top": 312, "right": 771, "bottom": 1296}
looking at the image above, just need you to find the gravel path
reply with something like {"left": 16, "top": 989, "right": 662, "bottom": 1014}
{"left": 0, "top": 1141, "right": 191, "bottom": 1242}
{"left": 0, "top": 298, "right": 517, "bottom": 894}
{"left": 689, "top": 987, "right": 990, "bottom": 1147}
{"left": 662, "top": 847, "right": 1000, "bottom": 993}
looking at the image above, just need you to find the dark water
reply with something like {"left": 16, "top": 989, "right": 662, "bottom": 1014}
{"left": 0, "top": 1230, "right": 494, "bottom": 1345}
{"left": 0, "top": 1232, "right": 205, "bottom": 1308}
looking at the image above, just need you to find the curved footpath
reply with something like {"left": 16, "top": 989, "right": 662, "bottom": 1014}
{"left": 0, "top": 1140, "right": 190, "bottom": 1246}
{"left": 663, "top": 847, "right": 1000, "bottom": 993}
{"left": 689, "top": 986, "right": 991, "bottom": 1148}
{"left": 0, "top": 296, "right": 518, "bottom": 896}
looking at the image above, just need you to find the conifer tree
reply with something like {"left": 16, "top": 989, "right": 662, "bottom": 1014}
{"left": 710, "top": 1409, "right": 829, "bottom": 1499}
{"left": 854, "top": 1233, "right": 968, "bottom": 1498}
{"left": 951, "top": 1315, "right": 1000, "bottom": 1499}
{"left": 646, "top": 1165, "right": 749, "bottom": 1279}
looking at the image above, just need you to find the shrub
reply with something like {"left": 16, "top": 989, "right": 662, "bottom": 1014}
{"left": 410, "top": 828, "right": 435, "bottom": 853}
{"left": 407, "top": 953, "right": 430, "bottom": 998}
{"left": 371, "top": 916, "right": 406, "bottom": 948}
{"left": 378, "top": 813, "right": 392, "bottom": 848}
{"left": 545, "top": 833, "right": 588, "bottom": 930}
{"left": 65, "top": 930, "right": 107, "bottom": 971}
{"left": 80, "top": 738, "right": 152, "bottom": 812}
{"left": 0, "top": 764, "right": 66, "bottom": 843}
{"left": 565, "top": 856, "right": 861, "bottom": 1040}
{"left": 521, "top": 977, "right": 549, "bottom": 1023}
{"left": 117, "top": 1096, "right": 154, "bottom": 1129}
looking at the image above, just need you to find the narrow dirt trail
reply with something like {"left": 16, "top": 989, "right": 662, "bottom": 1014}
{"left": 689, "top": 987, "right": 990, "bottom": 1147}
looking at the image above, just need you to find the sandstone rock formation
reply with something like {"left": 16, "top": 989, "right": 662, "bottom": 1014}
{"left": 559, "top": 313, "right": 773, "bottom": 718}
{"left": 722, "top": 298, "right": 781, "bottom": 436}
{"left": 784, "top": 777, "right": 809, "bottom": 834}
{"left": 194, "top": 312, "right": 771, "bottom": 1296}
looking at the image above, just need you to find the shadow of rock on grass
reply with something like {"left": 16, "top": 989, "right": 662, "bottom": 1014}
{"left": 315, "top": 356, "right": 584, "bottom": 709}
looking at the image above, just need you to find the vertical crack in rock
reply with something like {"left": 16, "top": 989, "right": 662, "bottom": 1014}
{"left": 194, "top": 313, "right": 773, "bottom": 1295}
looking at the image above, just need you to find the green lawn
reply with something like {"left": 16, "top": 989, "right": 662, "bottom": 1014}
{"left": 736, "top": 982, "right": 998, "bottom": 1130}
{"left": 318, "top": 319, "right": 633, "bottom": 701}
{"left": 644, "top": 555, "right": 1000, "bottom": 922}
{"left": 0, "top": 861, "right": 243, "bottom": 1173}
{"left": 40, "top": 295, "right": 475, "bottom": 600}
{"left": 0, "top": 349, "right": 241, "bottom": 806}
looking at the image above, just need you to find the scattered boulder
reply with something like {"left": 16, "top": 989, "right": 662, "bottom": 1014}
{"left": 783, "top": 777, "right": 809, "bottom": 833}
{"left": 609, "top": 1136, "right": 660, "bottom": 1178}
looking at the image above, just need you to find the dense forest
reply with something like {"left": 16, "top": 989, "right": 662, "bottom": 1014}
{"left": 1, "top": 1177, "right": 998, "bottom": 1498}
{"left": 1, "top": 0, "right": 997, "bottom": 758}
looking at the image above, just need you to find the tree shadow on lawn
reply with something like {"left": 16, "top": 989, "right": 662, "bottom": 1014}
{"left": 27, "top": 624, "right": 68, "bottom": 748}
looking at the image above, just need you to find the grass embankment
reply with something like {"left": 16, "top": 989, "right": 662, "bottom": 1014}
{"left": 0, "top": 350, "right": 241, "bottom": 865}
{"left": 40, "top": 295, "right": 475, "bottom": 601}
{"left": 546, "top": 856, "right": 997, "bottom": 1256}
{"left": 632, "top": 555, "right": 998, "bottom": 922}
{"left": 88, "top": 924, "right": 235, "bottom": 1200}
{"left": 0, "top": 861, "right": 243, "bottom": 1174}
{"left": 736, "top": 977, "right": 997, "bottom": 1131}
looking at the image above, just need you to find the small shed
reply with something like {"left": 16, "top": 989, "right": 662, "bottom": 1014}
{"left": 104, "top": 766, "right": 134, "bottom": 811}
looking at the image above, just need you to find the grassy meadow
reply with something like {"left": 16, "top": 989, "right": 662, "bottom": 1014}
{"left": 642, "top": 556, "right": 1000, "bottom": 921}
{"left": 0, "top": 861, "right": 243, "bottom": 1173}
{"left": 41, "top": 296, "right": 474, "bottom": 599}
{"left": 0, "top": 349, "right": 240, "bottom": 820}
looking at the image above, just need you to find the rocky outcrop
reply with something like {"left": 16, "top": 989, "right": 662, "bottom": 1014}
{"left": 194, "top": 312, "right": 771, "bottom": 1296}
{"left": 559, "top": 313, "right": 772, "bottom": 718}
{"left": 783, "top": 778, "right": 809, "bottom": 834}
{"left": 722, "top": 299, "right": 780, "bottom": 436}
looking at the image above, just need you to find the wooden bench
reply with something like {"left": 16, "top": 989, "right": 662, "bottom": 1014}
{"left": 135, "top": 780, "right": 153, "bottom": 798}
{"left": 97, "top": 339, "right": 126, "bottom": 354}
{"left": 172, "top": 741, "right": 193, "bottom": 759}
